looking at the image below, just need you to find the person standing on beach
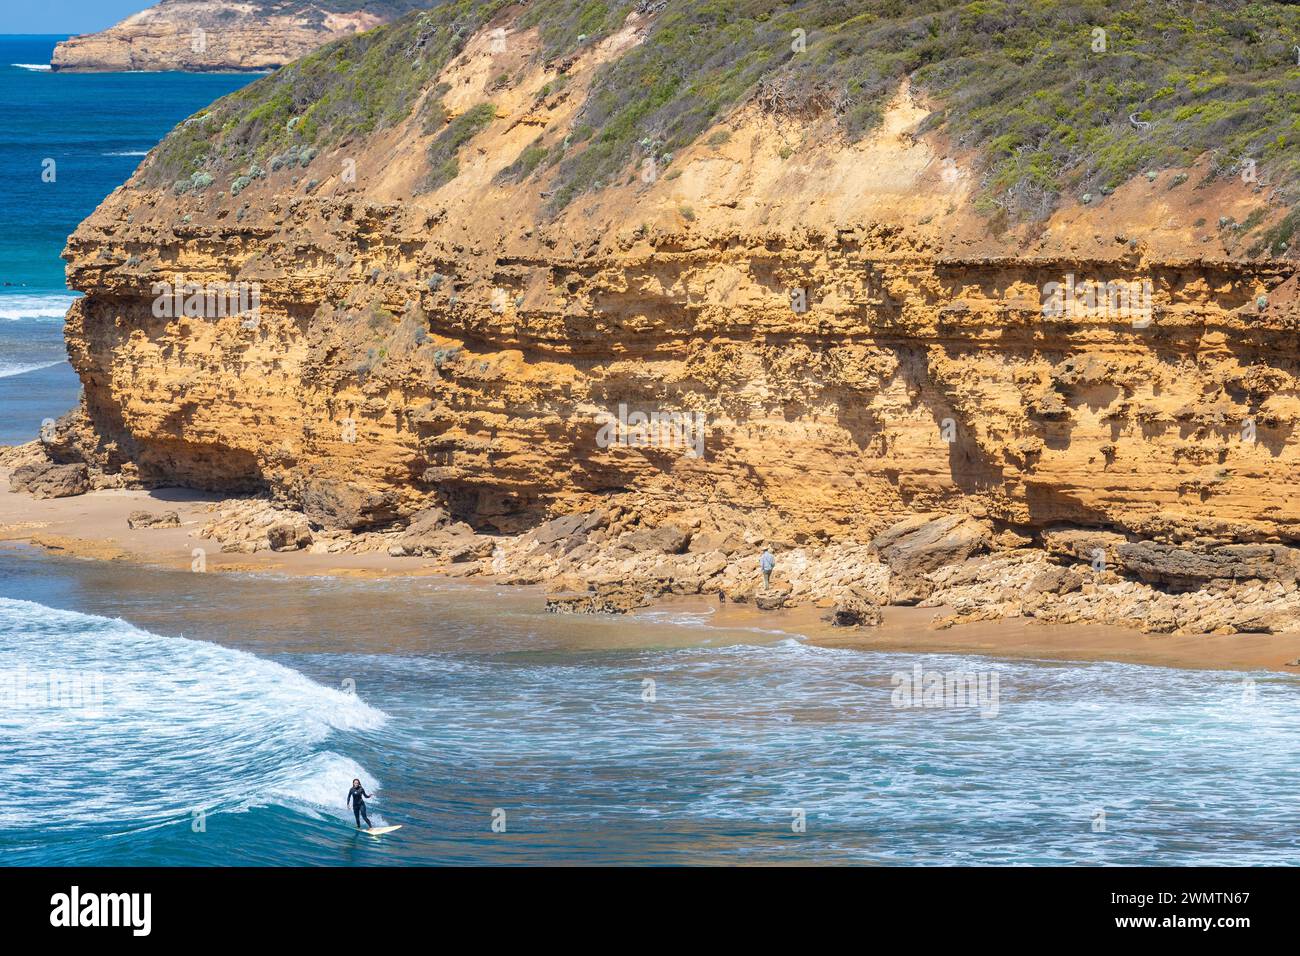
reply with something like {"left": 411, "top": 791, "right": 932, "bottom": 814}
{"left": 760, "top": 548, "right": 776, "bottom": 589}
{"left": 347, "top": 778, "right": 373, "bottom": 829}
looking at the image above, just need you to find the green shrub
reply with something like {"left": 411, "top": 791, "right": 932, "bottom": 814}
{"left": 496, "top": 139, "right": 551, "bottom": 183}
{"left": 1252, "top": 207, "right": 1300, "bottom": 256}
{"left": 142, "top": 0, "right": 1300, "bottom": 227}
{"left": 145, "top": 3, "right": 511, "bottom": 185}
{"left": 420, "top": 102, "right": 497, "bottom": 191}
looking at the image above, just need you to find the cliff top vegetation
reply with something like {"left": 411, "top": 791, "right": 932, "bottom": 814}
{"left": 144, "top": 0, "right": 1300, "bottom": 239}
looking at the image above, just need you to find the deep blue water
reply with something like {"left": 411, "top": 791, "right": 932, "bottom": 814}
{"left": 0, "top": 36, "right": 254, "bottom": 444}
{"left": 1, "top": 545, "right": 1298, "bottom": 866}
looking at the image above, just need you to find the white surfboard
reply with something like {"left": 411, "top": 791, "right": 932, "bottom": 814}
{"left": 364, "top": 825, "right": 402, "bottom": 836}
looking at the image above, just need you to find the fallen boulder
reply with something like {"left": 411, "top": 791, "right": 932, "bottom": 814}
{"left": 266, "top": 516, "right": 313, "bottom": 552}
{"left": 620, "top": 524, "right": 691, "bottom": 554}
{"left": 301, "top": 476, "right": 400, "bottom": 530}
{"left": 827, "top": 587, "right": 884, "bottom": 627}
{"left": 388, "top": 506, "right": 453, "bottom": 554}
{"left": 687, "top": 527, "right": 746, "bottom": 555}
{"left": 9, "top": 460, "right": 89, "bottom": 499}
{"left": 754, "top": 589, "right": 791, "bottom": 611}
{"left": 530, "top": 510, "right": 606, "bottom": 546}
{"left": 1026, "top": 564, "right": 1087, "bottom": 596}
{"left": 873, "top": 513, "right": 989, "bottom": 604}
{"left": 127, "top": 510, "right": 181, "bottom": 530}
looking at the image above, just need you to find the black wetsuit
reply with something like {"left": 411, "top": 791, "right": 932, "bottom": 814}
{"left": 347, "top": 785, "right": 372, "bottom": 828}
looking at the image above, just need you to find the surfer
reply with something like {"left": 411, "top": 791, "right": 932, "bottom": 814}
{"left": 347, "top": 778, "right": 373, "bottom": 829}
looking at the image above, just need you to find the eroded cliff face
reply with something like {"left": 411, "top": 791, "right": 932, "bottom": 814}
{"left": 57, "top": 11, "right": 1300, "bottom": 560}
{"left": 50, "top": 1, "right": 397, "bottom": 72}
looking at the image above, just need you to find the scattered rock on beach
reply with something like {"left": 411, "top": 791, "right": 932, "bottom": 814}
{"left": 201, "top": 499, "right": 316, "bottom": 553}
{"left": 754, "top": 589, "right": 791, "bottom": 611}
{"left": 545, "top": 581, "right": 652, "bottom": 614}
{"left": 127, "top": 509, "right": 181, "bottom": 530}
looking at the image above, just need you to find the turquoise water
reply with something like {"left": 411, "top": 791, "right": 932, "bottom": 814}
{"left": 1, "top": 545, "right": 1298, "bottom": 865}
{"left": 0, "top": 36, "right": 255, "bottom": 444}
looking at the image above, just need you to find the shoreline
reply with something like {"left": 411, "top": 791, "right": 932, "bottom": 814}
{"left": 6, "top": 473, "right": 1300, "bottom": 675}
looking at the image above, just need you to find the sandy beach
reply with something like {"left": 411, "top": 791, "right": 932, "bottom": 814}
{"left": 6, "top": 467, "right": 1300, "bottom": 674}
{"left": 0, "top": 466, "right": 441, "bottom": 577}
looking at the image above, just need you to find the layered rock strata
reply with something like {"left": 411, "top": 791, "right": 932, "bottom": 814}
{"left": 23, "top": 8, "right": 1300, "bottom": 635}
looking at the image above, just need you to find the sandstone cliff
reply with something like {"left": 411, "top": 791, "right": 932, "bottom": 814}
{"left": 50, "top": 1, "right": 423, "bottom": 73}
{"left": 39, "top": 2, "right": 1300, "bottom": 633}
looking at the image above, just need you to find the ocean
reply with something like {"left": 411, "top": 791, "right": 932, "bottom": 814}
{"left": 0, "top": 36, "right": 252, "bottom": 445}
{"left": 1, "top": 35, "right": 1298, "bottom": 868}
{"left": 2, "top": 545, "right": 1299, "bottom": 865}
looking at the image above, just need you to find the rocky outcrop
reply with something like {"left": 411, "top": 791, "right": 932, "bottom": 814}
{"left": 545, "top": 582, "right": 653, "bottom": 615}
{"left": 1043, "top": 528, "right": 1300, "bottom": 590}
{"left": 50, "top": 1, "right": 412, "bottom": 73}
{"left": 1116, "top": 542, "right": 1300, "bottom": 590}
{"left": 388, "top": 506, "right": 493, "bottom": 561}
{"left": 927, "top": 549, "right": 1300, "bottom": 636}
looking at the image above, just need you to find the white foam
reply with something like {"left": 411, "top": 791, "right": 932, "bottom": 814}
{"left": 11, "top": 63, "right": 50, "bottom": 72}
{"left": 0, "top": 293, "right": 78, "bottom": 320}
{"left": 103, "top": 150, "right": 148, "bottom": 157}
{"left": 0, "top": 360, "right": 62, "bottom": 379}
{"left": 264, "top": 752, "right": 383, "bottom": 823}
{"left": 0, "top": 598, "right": 388, "bottom": 828}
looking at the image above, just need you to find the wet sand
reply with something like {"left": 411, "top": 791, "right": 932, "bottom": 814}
{"left": 5, "top": 469, "right": 1300, "bottom": 674}
{"left": 805, "top": 607, "right": 1300, "bottom": 674}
